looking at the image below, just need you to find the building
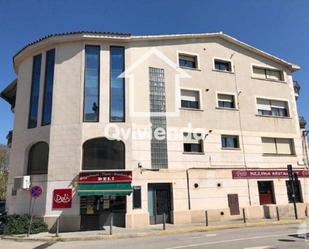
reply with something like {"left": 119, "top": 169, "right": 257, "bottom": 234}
{"left": 1, "top": 31, "right": 309, "bottom": 231}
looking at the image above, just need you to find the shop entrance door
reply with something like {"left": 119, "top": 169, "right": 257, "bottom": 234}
{"left": 148, "top": 183, "right": 172, "bottom": 225}
{"left": 80, "top": 196, "right": 126, "bottom": 230}
{"left": 258, "top": 181, "right": 276, "bottom": 205}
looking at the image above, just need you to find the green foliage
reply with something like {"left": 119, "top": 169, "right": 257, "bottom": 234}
{"left": 0, "top": 172, "right": 8, "bottom": 201}
{"left": 2, "top": 214, "right": 48, "bottom": 235}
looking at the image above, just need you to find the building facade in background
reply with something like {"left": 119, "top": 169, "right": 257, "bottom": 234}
{"left": 1, "top": 31, "right": 308, "bottom": 231}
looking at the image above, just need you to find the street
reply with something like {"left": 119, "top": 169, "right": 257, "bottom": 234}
{"left": 2, "top": 224, "right": 309, "bottom": 249}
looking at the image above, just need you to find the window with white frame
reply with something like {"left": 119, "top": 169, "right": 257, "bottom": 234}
{"left": 252, "top": 66, "right": 284, "bottom": 81}
{"left": 181, "top": 89, "right": 200, "bottom": 109}
{"left": 178, "top": 54, "right": 198, "bottom": 69}
{"left": 261, "top": 137, "right": 294, "bottom": 155}
{"left": 257, "top": 98, "right": 289, "bottom": 117}
{"left": 218, "top": 94, "right": 236, "bottom": 109}
{"left": 214, "top": 59, "right": 232, "bottom": 72}
{"left": 183, "top": 132, "right": 203, "bottom": 153}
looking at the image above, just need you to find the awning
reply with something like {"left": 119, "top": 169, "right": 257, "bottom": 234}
{"left": 78, "top": 182, "right": 133, "bottom": 196}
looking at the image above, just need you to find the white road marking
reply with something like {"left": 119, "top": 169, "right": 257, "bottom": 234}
{"left": 164, "top": 233, "right": 289, "bottom": 249}
{"left": 191, "top": 234, "right": 217, "bottom": 239}
{"left": 244, "top": 247, "right": 272, "bottom": 249}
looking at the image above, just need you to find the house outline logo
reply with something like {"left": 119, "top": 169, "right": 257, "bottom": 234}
{"left": 118, "top": 47, "right": 191, "bottom": 117}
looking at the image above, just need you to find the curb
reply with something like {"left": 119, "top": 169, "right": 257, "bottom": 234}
{"left": 1, "top": 219, "right": 305, "bottom": 242}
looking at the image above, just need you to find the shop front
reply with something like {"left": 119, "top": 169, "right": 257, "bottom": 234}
{"left": 77, "top": 171, "right": 132, "bottom": 230}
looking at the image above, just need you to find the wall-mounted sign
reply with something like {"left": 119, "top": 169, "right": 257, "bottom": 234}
{"left": 30, "top": 185, "right": 42, "bottom": 198}
{"left": 53, "top": 188, "right": 72, "bottom": 209}
{"left": 79, "top": 171, "right": 132, "bottom": 183}
{"left": 232, "top": 169, "right": 309, "bottom": 179}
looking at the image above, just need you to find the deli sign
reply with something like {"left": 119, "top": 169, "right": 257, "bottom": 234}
{"left": 79, "top": 171, "right": 132, "bottom": 183}
{"left": 53, "top": 189, "right": 72, "bottom": 209}
{"left": 232, "top": 169, "right": 309, "bottom": 179}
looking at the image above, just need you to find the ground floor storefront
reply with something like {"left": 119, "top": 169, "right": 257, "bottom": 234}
{"left": 6, "top": 168, "right": 309, "bottom": 232}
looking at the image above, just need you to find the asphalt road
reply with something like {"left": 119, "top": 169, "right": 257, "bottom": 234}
{"left": 2, "top": 224, "right": 309, "bottom": 249}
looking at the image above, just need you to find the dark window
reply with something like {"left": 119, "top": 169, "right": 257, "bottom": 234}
{"left": 27, "top": 142, "right": 49, "bottom": 175}
{"left": 42, "top": 49, "right": 56, "bottom": 125}
{"left": 110, "top": 46, "right": 125, "bottom": 122}
{"left": 82, "top": 137, "right": 125, "bottom": 170}
{"left": 181, "top": 90, "right": 200, "bottom": 109}
{"left": 83, "top": 45, "right": 100, "bottom": 122}
{"left": 183, "top": 133, "right": 203, "bottom": 153}
{"left": 214, "top": 59, "right": 232, "bottom": 72}
{"left": 218, "top": 94, "right": 235, "bottom": 109}
{"left": 179, "top": 54, "right": 197, "bottom": 69}
{"left": 286, "top": 180, "right": 303, "bottom": 203}
{"left": 28, "top": 54, "right": 42, "bottom": 128}
{"left": 133, "top": 186, "right": 142, "bottom": 209}
{"left": 221, "top": 135, "right": 239, "bottom": 149}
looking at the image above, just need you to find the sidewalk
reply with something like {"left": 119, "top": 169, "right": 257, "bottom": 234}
{"left": 1, "top": 217, "right": 306, "bottom": 242}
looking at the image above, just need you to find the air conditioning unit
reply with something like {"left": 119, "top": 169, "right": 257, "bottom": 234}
{"left": 13, "top": 176, "right": 31, "bottom": 190}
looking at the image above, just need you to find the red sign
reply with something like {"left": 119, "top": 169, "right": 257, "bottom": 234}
{"left": 79, "top": 171, "right": 132, "bottom": 183}
{"left": 232, "top": 169, "right": 309, "bottom": 179}
{"left": 52, "top": 189, "right": 72, "bottom": 209}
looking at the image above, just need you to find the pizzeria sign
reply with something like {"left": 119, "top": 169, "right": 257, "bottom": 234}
{"left": 232, "top": 169, "right": 309, "bottom": 179}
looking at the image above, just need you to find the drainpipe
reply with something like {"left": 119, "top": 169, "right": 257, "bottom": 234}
{"left": 231, "top": 53, "right": 252, "bottom": 206}
{"left": 186, "top": 169, "right": 191, "bottom": 210}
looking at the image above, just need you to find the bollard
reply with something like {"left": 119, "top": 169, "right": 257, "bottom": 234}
{"left": 306, "top": 206, "right": 308, "bottom": 217}
{"left": 110, "top": 213, "right": 113, "bottom": 235}
{"left": 205, "top": 210, "right": 208, "bottom": 227}
{"left": 163, "top": 213, "right": 166, "bottom": 230}
{"left": 56, "top": 217, "right": 60, "bottom": 237}
{"left": 242, "top": 208, "right": 246, "bottom": 223}
{"left": 276, "top": 206, "right": 280, "bottom": 221}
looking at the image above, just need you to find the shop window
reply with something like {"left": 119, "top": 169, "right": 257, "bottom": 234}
{"left": 133, "top": 186, "right": 142, "bottom": 209}
{"left": 27, "top": 142, "right": 49, "bottom": 175}
{"left": 286, "top": 180, "right": 303, "bottom": 203}
{"left": 82, "top": 137, "right": 125, "bottom": 170}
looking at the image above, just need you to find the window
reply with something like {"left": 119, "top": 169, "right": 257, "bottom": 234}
{"left": 82, "top": 137, "right": 125, "bottom": 170}
{"left": 110, "top": 46, "right": 125, "bottom": 122}
{"left": 178, "top": 54, "right": 198, "bottom": 69}
{"left": 27, "top": 142, "right": 49, "bottom": 175}
{"left": 258, "top": 181, "right": 276, "bottom": 205}
{"left": 252, "top": 66, "right": 284, "bottom": 81}
{"left": 181, "top": 89, "right": 200, "bottom": 109}
{"left": 133, "top": 186, "right": 142, "bottom": 209}
{"left": 214, "top": 59, "right": 232, "bottom": 72}
{"left": 257, "top": 98, "right": 288, "bottom": 117}
{"left": 28, "top": 54, "right": 42, "bottom": 128}
{"left": 221, "top": 135, "right": 239, "bottom": 149}
{"left": 183, "top": 133, "right": 203, "bottom": 153}
{"left": 261, "top": 137, "right": 294, "bottom": 155}
{"left": 218, "top": 94, "right": 235, "bottom": 109}
{"left": 286, "top": 180, "right": 303, "bottom": 203}
{"left": 42, "top": 49, "right": 55, "bottom": 125}
{"left": 83, "top": 45, "right": 100, "bottom": 122}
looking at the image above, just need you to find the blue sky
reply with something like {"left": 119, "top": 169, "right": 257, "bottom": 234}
{"left": 0, "top": 0, "right": 308, "bottom": 144}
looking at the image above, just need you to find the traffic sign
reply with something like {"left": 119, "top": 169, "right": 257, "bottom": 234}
{"left": 30, "top": 185, "right": 42, "bottom": 198}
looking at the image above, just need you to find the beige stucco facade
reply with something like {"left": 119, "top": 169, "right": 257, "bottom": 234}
{"left": 4, "top": 32, "right": 309, "bottom": 231}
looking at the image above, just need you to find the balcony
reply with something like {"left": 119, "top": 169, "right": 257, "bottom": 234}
{"left": 299, "top": 116, "right": 307, "bottom": 129}
{"left": 294, "top": 80, "right": 300, "bottom": 99}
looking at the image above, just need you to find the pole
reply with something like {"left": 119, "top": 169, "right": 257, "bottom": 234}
{"left": 288, "top": 165, "right": 298, "bottom": 220}
{"left": 205, "top": 210, "right": 208, "bottom": 227}
{"left": 109, "top": 213, "right": 113, "bottom": 235}
{"left": 163, "top": 213, "right": 166, "bottom": 230}
{"left": 276, "top": 206, "right": 280, "bottom": 221}
{"left": 27, "top": 198, "right": 35, "bottom": 237}
{"left": 242, "top": 208, "right": 246, "bottom": 223}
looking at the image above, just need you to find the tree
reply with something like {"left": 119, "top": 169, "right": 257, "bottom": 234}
{"left": 0, "top": 145, "right": 8, "bottom": 201}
